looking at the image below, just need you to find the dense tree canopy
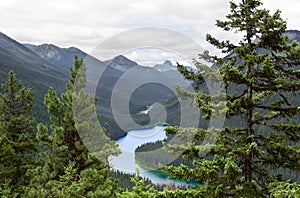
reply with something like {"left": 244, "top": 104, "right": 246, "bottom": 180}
{"left": 24, "top": 56, "right": 121, "bottom": 197}
{"left": 0, "top": 0, "right": 299, "bottom": 197}
{"left": 0, "top": 71, "right": 37, "bottom": 196}
{"left": 161, "top": 0, "right": 300, "bottom": 197}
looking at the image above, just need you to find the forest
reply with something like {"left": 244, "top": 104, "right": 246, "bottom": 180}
{"left": 1, "top": 0, "right": 300, "bottom": 197}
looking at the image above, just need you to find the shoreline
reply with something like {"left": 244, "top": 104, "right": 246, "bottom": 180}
{"left": 115, "top": 122, "right": 170, "bottom": 141}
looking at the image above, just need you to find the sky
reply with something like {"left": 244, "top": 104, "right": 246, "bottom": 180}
{"left": 1, "top": 0, "right": 300, "bottom": 65}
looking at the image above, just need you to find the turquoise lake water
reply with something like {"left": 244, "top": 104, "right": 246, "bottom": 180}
{"left": 111, "top": 126, "right": 194, "bottom": 186}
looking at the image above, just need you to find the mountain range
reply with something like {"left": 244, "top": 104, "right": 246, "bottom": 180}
{"left": 25, "top": 43, "right": 87, "bottom": 72}
{"left": 1, "top": 30, "right": 299, "bottom": 139}
{"left": 0, "top": 32, "right": 189, "bottom": 139}
{"left": 0, "top": 32, "right": 67, "bottom": 89}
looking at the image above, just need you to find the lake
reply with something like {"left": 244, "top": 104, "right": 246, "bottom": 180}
{"left": 110, "top": 125, "right": 192, "bottom": 186}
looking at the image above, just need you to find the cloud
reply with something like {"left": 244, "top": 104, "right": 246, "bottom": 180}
{"left": 0, "top": 0, "right": 299, "bottom": 60}
{"left": 87, "top": 27, "right": 206, "bottom": 67}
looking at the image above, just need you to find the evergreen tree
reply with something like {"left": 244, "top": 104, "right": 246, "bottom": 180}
{"left": 0, "top": 71, "right": 37, "bottom": 195}
{"left": 25, "top": 56, "right": 120, "bottom": 197}
{"left": 0, "top": 135, "right": 18, "bottom": 198}
{"left": 117, "top": 170, "right": 158, "bottom": 198}
{"left": 268, "top": 180, "right": 300, "bottom": 197}
{"left": 162, "top": 0, "right": 300, "bottom": 197}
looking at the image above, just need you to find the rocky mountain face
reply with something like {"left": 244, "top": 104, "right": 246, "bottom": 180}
{"left": 153, "top": 60, "right": 177, "bottom": 72}
{"left": 0, "top": 32, "right": 67, "bottom": 89}
{"left": 0, "top": 32, "right": 68, "bottom": 124}
{"left": 29, "top": 44, "right": 87, "bottom": 71}
{"left": 103, "top": 55, "right": 138, "bottom": 72}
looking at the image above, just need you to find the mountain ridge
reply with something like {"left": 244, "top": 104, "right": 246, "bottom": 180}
{"left": 0, "top": 32, "right": 186, "bottom": 139}
{"left": 30, "top": 43, "right": 87, "bottom": 71}
{"left": 0, "top": 32, "right": 67, "bottom": 88}
{"left": 1, "top": 30, "right": 299, "bottom": 140}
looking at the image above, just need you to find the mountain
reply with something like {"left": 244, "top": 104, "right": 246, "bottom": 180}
{"left": 285, "top": 30, "right": 300, "bottom": 42}
{"left": 97, "top": 55, "right": 186, "bottom": 131}
{"left": 0, "top": 32, "right": 67, "bottom": 89}
{"left": 0, "top": 32, "right": 69, "bottom": 124}
{"left": 23, "top": 43, "right": 36, "bottom": 50}
{"left": 153, "top": 60, "right": 177, "bottom": 72}
{"left": 0, "top": 33, "right": 128, "bottom": 139}
{"left": 163, "top": 60, "right": 173, "bottom": 66}
{"left": 0, "top": 32, "right": 187, "bottom": 140}
{"left": 13, "top": 38, "right": 187, "bottom": 138}
{"left": 30, "top": 44, "right": 87, "bottom": 71}
{"left": 3, "top": 29, "right": 299, "bottom": 141}
{"left": 104, "top": 55, "right": 138, "bottom": 72}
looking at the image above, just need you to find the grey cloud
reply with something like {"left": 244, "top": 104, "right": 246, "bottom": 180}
{"left": 0, "top": 0, "right": 299, "bottom": 59}
{"left": 88, "top": 27, "right": 205, "bottom": 64}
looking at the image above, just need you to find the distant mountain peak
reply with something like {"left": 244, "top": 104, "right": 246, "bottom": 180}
{"left": 114, "top": 54, "right": 127, "bottom": 59}
{"left": 285, "top": 30, "right": 300, "bottom": 42}
{"left": 38, "top": 43, "right": 60, "bottom": 50}
{"left": 27, "top": 43, "right": 87, "bottom": 71}
{"left": 67, "top": 46, "right": 81, "bottom": 51}
{"left": 286, "top": 30, "right": 300, "bottom": 34}
{"left": 112, "top": 55, "right": 138, "bottom": 67}
{"left": 163, "top": 60, "right": 173, "bottom": 66}
{"left": 0, "top": 32, "right": 67, "bottom": 86}
{"left": 153, "top": 60, "right": 177, "bottom": 72}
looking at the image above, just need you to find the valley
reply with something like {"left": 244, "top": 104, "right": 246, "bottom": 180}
{"left": 0, "top": 25, "right": 300, "bottom": 196}
{"left": 0, "top": 32, "right": 189, "bottom": 140}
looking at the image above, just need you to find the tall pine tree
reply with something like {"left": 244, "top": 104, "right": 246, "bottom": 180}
{"left": 0, "top": 71, "right": 37, "bottom": 196}
{"left": 25, "top": 56, "right": 120, "bottom": 197}
{"left": 162, "top": 0, "right": 300, "bottom": 197}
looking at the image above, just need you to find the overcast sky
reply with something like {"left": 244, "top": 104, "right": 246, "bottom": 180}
{"left": 1, "top": 0, "right": 300, "bottom": 64}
